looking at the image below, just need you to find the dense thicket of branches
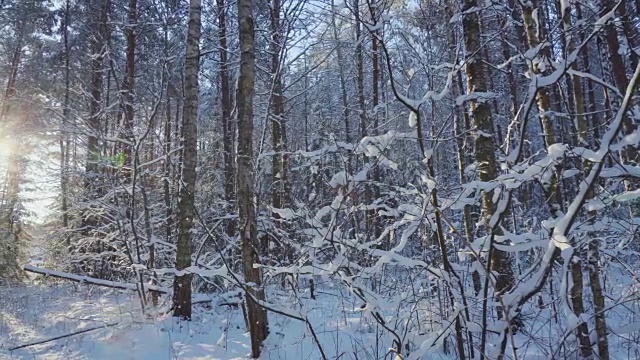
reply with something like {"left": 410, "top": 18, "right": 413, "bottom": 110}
{"left": 2, "top": 0, "right": 640, "bottom": 358}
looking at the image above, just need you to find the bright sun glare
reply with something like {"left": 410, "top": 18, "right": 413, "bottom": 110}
{"left": 0, "top": 134, "right": 56, "bottom": 223}
{"left": 0, "top": 137, "right": 15, "bottom": 170}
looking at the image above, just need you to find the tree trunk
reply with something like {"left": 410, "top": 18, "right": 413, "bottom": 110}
{"left": 83, "top": 0, "right": 110, "bottom": 236}
{"left": 560, "top": 2, "right": 588, "bottom": 145}
{"left": 162, "top": 1, "right": 176, "bottom": 247}
{"left": 60, "top": 0, "right": 71, "bottom": 230}
{"left": 0, "top": 22, "right": 24, "bottom": 121}
{"left": 270, "top": 0, "right": 289, "bottom": 215}
{"left": 369, "top": 3, "right": 381, "bottom": 241}
{"left": 617, "top": 2, "right": 639, "bottom": 70}
{"left": 330, "top": 0, "right": 351, "bottom": 162}
{"left": 447, "top": 3, "right": 481, "bottom": 297}
{"left": 520, "top": 2, "right": 593, "bottom": 354}
{"left": 588, "top": 238, "right": 609, "bottom": 360}
{"left": 164, "top": 85, "right": 173, "bottom": 245}
{"left": 353, "top": 0, "right": 366, "bottom": 141}
{"left": 353, "top": 0, "right": 373, "bottom": 246}
{"left": 462, "top": 0, "right": 515, "bottom": 318}
{"left": 217, "top": 0, "right": 235, "bottom": 237}
{"left": 600, "top": 0, "right": 640, "bottom": 218}
{"left": 575, "top": 3, "right": 602, "bottom": 144}
{"left": 237, "top": 0, "right": 269, "bottom": 354}
{"left": 172, "top": 0, "right": 201, "bottom": 320}
{"left": 0, "top": 21, "right": 25, "bottom": 245}
{"left": 120, "top": 0, "right": 137, "bottom": 170}
{"left": 560, "top": 3, "right": 595, "bottom": 359}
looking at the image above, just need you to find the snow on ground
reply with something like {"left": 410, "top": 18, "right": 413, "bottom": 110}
{"left": 0, "top": 282, "right": 429, "bottom": 360}
{"left": 8, "top": 274, "right": 640, "bottom": 359}
{"left": 0, "top": 284, "right": 249, "bottom": 359}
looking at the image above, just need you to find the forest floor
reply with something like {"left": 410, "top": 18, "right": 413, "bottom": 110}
{"left": 0, "top": 281, "right": 439, "bottom": 360}
{"left": 3, "top": 273, "right": 640, "bottom": 359}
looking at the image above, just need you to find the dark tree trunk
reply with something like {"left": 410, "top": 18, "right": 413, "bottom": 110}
{"left": 217, "top": 0, "right": 235, "bottom": 237}
{"left": 237, "top": 0, "right": 269, "bottom": 354}
{"left": 172, "top": 0, "right": 201, "bottom": 320}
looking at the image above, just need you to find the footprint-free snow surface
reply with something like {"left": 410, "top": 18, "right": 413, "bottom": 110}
{"left": 0, "top": 284, "right": 255, "bottom": 359}
{"left": 9, "top": 280, "right": 639, "bottom": 359}
{"left": 0, "top": 283, "right": 421, "bottom": 359}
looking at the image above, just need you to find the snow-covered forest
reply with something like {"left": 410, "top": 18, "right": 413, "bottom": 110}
{"left": 1, "top": 0, "right": 640, "bottom": 358}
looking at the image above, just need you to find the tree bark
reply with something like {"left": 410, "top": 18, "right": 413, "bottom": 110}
{"left": 330, "top": 0, "right": 351, "bottom": 155}
{"left": 83, "top": 0, "right": 111, "bottom": 236}
{"left": 519, "top": 2, "right": 593, "bottom": 355}
{"left": 369, "top": 2, "right": 381, "bottom": 241}
{"left": 446, "top": 3, "right": 481, "bottom": 297}
{"left": 353, "top": 0, "right": 366, "bottom": 141}
{"left": 0, "top": 21, "right": 25, "bottom": 240}
{"left": 617, "top": 2, "right": 639, "bottom": 70}
{"left": 86, "top": 8, "right": 106, "bottom": 168}
{"left": 462, "top": 0, "right": 515, "bottom": 316}
{"left": 60, "top": 0, "right": 71, "bottom": 230}
{"left": 217, "top": 0, "right": 235, "bottom": 237}
{"left": 172, "top": 0, "right": 201, "bottom": 321}
{"left": 588, "top": 238, "right": 609, "bottom": 360}
{"left": 237, "top": 0, "right": 269, "bottom": 354}
{"left": 164, "top": 86, "right": 174, "bottom": 245}
{"left": 270, "top": 0, "right": 289, "bottom": 216}
{"left": 600, "top": 0, "right": 640, "bottom": 218}
{"left": 560, "top": 3, "right": 595, "bottom": 359}
{"left": 120, "top": 0, "right": 137, "bottom": 170}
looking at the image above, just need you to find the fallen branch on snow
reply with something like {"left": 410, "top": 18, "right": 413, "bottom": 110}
{"left": 8, "top": 323, "right": 119, "bottom": 351}
{"left": 23, "top": 265, "right": 214, "bottom": 305}
{"left": 23, "top": 265, "right": 168, "bottom": 294}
